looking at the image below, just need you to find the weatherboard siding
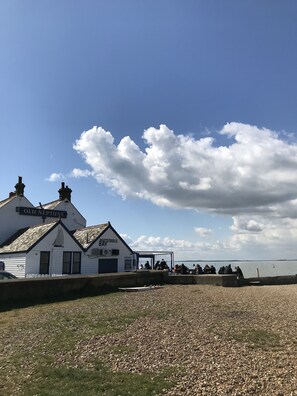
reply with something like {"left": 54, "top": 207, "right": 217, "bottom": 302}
{"left": 1, "top": 255, "right": 26, "bottom": 278}
{"left": 26, "top": 227, "right": 83, "bottom": 275}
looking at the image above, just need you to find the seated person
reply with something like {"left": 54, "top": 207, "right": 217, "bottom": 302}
{"left": 144, "top": 261, "right": 151, "bottom": 270}
{"left": 235, "top": 266, "right": 244, "bottom": 279}
{"left": 210, "top": 265, "right": 216, "bottom": 274}
{"left": 203, "top": 264, "right": 212, "bottom": 274}
{"left": 218, "top": 266, "right": 225, "bottom": 274}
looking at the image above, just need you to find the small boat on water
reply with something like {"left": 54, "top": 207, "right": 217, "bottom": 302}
{"left": 118, "top": 285, "right": 164, "bottom": 292}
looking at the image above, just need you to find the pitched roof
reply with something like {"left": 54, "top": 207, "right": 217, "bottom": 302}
{"left": 0, "top": 222, "right": 58, "bottom": 254}
{"left": 0, "top": 195, "right": 16, "bottom": 209}
{"left": 37, "top": 200, "right": 87, "bottom": 225}
{"left": 73, "top": 223, "right": 109, "bottom": 249}
{"left": 37, "top": 200, "right": 60, "bottom": 210}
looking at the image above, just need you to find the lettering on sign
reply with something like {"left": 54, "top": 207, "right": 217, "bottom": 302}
{"left": 99, "top": 238, "right": 118, "bottom": 246}
{"left": 16, "top": 207, "right": 67, "bottom": 218}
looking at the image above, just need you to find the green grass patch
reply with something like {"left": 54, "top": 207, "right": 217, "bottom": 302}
{"left": 233, "top": 328, "right": 281, "bottom": 349}
{"left": 23, "top": 364, "right": 174, "bottom": 396}
{"left": 109, "top": 345, "right": 135, "bottom": 355}
{"left": 0, "top": 293, "right": 174, "bottom": 395}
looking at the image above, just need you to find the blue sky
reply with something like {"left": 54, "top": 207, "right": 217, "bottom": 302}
{"left": 1, "top": 1, "right": 297, "bottom": 260}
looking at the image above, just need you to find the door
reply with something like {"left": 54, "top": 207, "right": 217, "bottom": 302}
{"left": 98, "top": 258, "right": 118, "bottom": 273}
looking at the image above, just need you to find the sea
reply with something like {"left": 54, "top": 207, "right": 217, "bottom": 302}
{"left": 174, "top": 260, "right": 297, "bottom": 278}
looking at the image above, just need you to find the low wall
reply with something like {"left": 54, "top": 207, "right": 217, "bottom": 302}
{"left": 0, "top": 271, "right": 168, "bottom": 303}
{"left": 244, "top": 275, "right": 297, "bottom": 286}
{"left": 6, "top": 271, "right": 293, "bottom": 305}
{"left": 167, "top": 274, "right": 239, "bottom": 287}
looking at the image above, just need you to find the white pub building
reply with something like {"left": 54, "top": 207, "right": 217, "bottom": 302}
{"left": 0, "top": 177, "right": 136, "bottom": 277}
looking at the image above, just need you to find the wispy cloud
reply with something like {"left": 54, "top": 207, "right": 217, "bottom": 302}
{"left": 47, "top": 169, "right": 92, "bottom": 182}
{"left": 194, "top": 227, "right": 213, "bottom": 237}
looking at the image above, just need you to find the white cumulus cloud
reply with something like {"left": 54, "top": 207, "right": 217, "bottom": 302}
{"left": 47, "top": 173, "right": 65, "bottom": 182}
{"left": 73, "top": 123, "right": 297, "bottom": 217}
{"left": 72, "top": 122, "right": 297, "bottom": 258}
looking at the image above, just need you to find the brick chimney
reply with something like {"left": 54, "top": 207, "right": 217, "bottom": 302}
{"left": 58, "top": 182, "right": 72, "bottom": 202}
{"left": 14, "top": 176, "right": 25, "bottom": 196}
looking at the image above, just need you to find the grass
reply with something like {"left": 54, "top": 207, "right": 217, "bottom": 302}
{"left": 1, "top": 285, "right": 295, "bottom": 395}
{"left": 233, "top": 328, "right": 281, "bottom": 349}
{"left": 0, "top": 292, "right": 174, "bottom": 395}
{"left": 23, "top": 364, "right": 172, "bottom": 396}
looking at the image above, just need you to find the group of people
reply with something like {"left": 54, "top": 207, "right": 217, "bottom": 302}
{"left": 218, "top": 264, "right": 244, "bottom": 278}
{"left": 173, "top": 263, "right": 190, "bottom": 274}
{"left": 194, "top": 264, "right": 216, "bottom": 274}
{"left": 139, "top": 260, "right": 244, "bottom": 278}
{"left": 173, "top": 263, "right": 217, "bottom": 274}
{"left": 172, "top": 263, "right": 244, "bottom": 278}
{"left": 140, "top": 259, "right": 169, "bottom": 271}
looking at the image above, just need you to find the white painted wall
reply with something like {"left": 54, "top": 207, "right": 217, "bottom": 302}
{"left": 0, "top": 196, "right": 41, "bottom": 244}
{"left": 0, "top": 223, "right": 135, "bottom": 278}
{"left": 0, "top": 195, "right": 86, "bottom": 246}
{"left": 45, "top": 200, "right": 86, "bottom": 230}
{"left": 82, "top": 227, "right": 134, "bottom": 274}
{"left": 26, "top": 225, "right": 83, "bottom": 275}
{"left": 0, "top": 254, "right": 26, "bottom": 278}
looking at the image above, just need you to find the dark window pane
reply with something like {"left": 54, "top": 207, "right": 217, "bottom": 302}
{"left": 72, "top": 252, "right": 81, "bottom": 274}
{"left": 63, "top": 252, "right": 72, "bottom": 274}
{"left": 40, "top": 252, "right": 50, "bottom": 274}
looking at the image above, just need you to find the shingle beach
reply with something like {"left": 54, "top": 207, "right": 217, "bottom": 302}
{"left": 2, "top": 284, "right": 297, "bottom": 395}
{"left": 60, "top": 284, "right": 297, "bottom": 395}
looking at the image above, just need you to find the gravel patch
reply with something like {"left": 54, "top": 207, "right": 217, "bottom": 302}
{"left": 54, "top": 284, "right": 297, "bottom": 395}
{"left": 1, "top": 284, "right": 297, "bottom": 395}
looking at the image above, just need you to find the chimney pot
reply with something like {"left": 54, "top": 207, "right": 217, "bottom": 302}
{"left": 58, "top": 182, "right": 72, "bottom": 202}
{"left": 14, "top": 176, "right": 25, "bottom": 196}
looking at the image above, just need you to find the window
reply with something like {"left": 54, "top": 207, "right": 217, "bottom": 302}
{"left": 62, "top": 252, "right": 72, "bottom": 274}
{"left": 63, "top": 252, "right": 81, "bottom": 274}
{"left": 40, "top": 251, "right": 50, "bottom": 274}
{"left": 124, "top": 258, "right": 132, "bottom": 271}
{"left": 72, "top": 252, "right": 81, "bottom": 274}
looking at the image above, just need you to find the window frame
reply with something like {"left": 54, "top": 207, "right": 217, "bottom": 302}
{"left": 62, "top": 251, "right": 81, "bottom": 275}
{"left": 40, "top": 251, "right": 50, "bottom": 275}
{"left": 72, "top": 252, "right": 81, "bottom": 274}
{"left": 62, "top": 251, "right": 72, "bottom": 274}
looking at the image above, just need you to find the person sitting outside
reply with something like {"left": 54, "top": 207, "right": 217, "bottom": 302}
{"left": 203, "top": 264, "right": 212, "bottom": 274}
{"left": 218, "top": 266, "right": 225, "bottom": 274}
{"left": 210, "top": 265, "right": 216, "bottom": 274}
{"left": 160, "top": 259, "right": 169, "bottom": 270}
{"left": 195, "top": 264, "right": 203, "bottom": 274}
{"left": 154, "top": 261, "right": 160, "bottom": 269}
{"left": 180, "top": 263, "right": 189, "bottom": 274}
{"left": 235, "top": 266, "right": 244, "bottom": 279}
{"left": 224, "top": 264, "right": 233, "bottom": 274}
{"left": 144, "top": 260, "right": 151, "bottom": 270}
